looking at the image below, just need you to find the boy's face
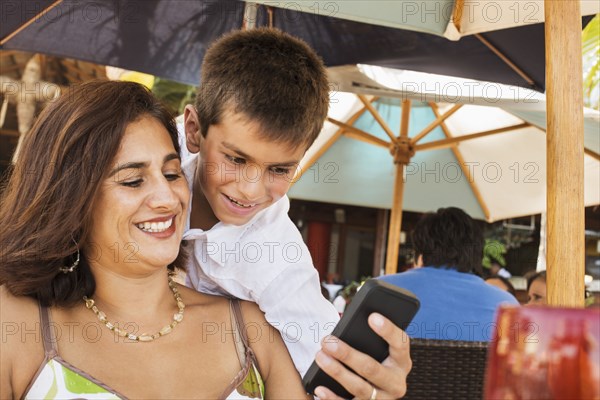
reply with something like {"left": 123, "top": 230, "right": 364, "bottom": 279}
{"left": 184, "top": 106, "right": 305, "bottom": 226}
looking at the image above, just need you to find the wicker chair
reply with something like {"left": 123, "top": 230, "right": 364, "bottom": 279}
{"left": 403, "top": 338, "right": 490, "bottom": 400}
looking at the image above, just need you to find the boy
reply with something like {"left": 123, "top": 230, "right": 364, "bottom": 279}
{"left": 181, "top": 28, "right": 410, "bottom": 397}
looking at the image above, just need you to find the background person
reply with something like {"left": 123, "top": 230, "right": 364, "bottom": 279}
{"left": 525, "top": 270, "right": 595, "bottom": 307}
{"left": 526, "top": 270, "right": 547, "bottom": 305}
{"left": 379, "top": 207, "right": 519, "bottom": 341}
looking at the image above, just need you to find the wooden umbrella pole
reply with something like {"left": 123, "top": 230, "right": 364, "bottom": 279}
{"left": 385, "top": 162, "right": 406, "bottom": 275}
{"left": 385, "top": 100, "right": 412, "bottom": 275}
{"left": 545, "top": 0, "right": 585, "bottom": 307}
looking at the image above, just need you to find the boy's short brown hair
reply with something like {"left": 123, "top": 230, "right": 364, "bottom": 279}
{"left": 195, "top": 28, "right": 329, "bottom": 150}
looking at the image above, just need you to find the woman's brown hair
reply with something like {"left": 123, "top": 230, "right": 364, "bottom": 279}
{"left": 0, "top": 80, "right": 185, "bottom": 306}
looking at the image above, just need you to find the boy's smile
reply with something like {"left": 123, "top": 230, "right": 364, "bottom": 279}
{"left": 185, "top": 107, "right": 305, "bottom": 228}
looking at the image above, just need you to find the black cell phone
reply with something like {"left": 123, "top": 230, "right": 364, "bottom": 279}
{"left": 302, "top": 279, "right": 420, "bottom": 398}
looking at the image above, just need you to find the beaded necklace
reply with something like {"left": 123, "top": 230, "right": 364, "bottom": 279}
{"left": 83, "top": 273, "right": 184, "bottom": 342}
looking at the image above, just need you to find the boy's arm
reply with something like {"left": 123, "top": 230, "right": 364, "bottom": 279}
{"left": 255, "top": 205, "right": 411, "bottom": 397}
{"left": 260, "top": 267, "right": 412, "bottom": 399}
{"left": 258, "top": 262, "right": 340, "bottom": 377}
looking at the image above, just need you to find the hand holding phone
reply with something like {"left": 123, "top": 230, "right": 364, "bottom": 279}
{"left": 303, "top": 279, "right": 420, "bottom": 398}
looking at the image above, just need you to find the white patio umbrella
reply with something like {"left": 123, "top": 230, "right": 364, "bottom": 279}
{"left": 445, "top": 0, "right": 599, "bottom": 39}
{"left": 250, "top": 0, "right": 455, "bottom": 36}
{"left": 288, "top": 65, "right": 600, "bottom": 274}
{"left": 251, "top": 0, "right": 599, "bottom": 40}
{"left": 247, "top": 0, "right": 593, "bottom": 306}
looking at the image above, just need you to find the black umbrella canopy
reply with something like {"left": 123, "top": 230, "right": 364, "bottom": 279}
{"left": 268, "top": 7, "right": 548, "bottom": 91}
{"left": 1, "top": 0, "right": 240, "bottom": 85}
{"left": 1, "top": 0, "right": 592, "bottom": 89}
{"left": 1, "top": 0, "right": 57, "bottom": 39}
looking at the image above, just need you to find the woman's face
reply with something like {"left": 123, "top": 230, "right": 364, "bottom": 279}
{"left": 527, "top": 278, "right": 547, "bottom": 305}
{"left": 85, "top": 116, "right": 189, "bottom": 276}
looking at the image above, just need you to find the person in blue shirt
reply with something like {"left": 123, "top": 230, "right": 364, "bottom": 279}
{"left": 379, "top": 207, "right": 519, "bottom": 341}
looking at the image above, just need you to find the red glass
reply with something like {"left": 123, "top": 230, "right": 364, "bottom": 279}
{"left": 484, "top": 305, "right": 600, "bottom": 399}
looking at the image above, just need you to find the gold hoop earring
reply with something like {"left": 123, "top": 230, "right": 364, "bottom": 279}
{"left": 59, "top": 236, "right": 80, "bottom": 273}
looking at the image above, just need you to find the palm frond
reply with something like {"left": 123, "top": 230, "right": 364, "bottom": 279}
{"left": 582, "top": 14, "right": 600, "bottom": 110}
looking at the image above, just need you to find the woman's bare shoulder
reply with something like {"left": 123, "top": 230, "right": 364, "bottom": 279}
{"left": 0, "top": 286, "right": 41, "bottom": 349}
{"left": 0, "top": 285, "right": 38, "bottom": 321}
{"left": 237, "top": 300, "right": 268, "bottom": 325}
{"left": 0, "top": 285, "right": 45, "bottom": 400}
{"left": 175, "top": 283, "right": 231, "bottom": 307}
{"left": 175, "top": 286, "right": 267, "bottom": 330}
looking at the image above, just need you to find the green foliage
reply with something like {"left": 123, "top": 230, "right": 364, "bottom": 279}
{"left": 482, "top": 239, "right": 507, "bottom": 269}
{"left": 585, "top": 293, "right": 595, "bottom": 308}
{"left": 342, "top": 276, "right": 371, "bottom": 301}
{"left": 582, "top": 14, "right": 599, "bottom": 110}
{"left": 151, "top": 77, "right": 197, "bottom": 115}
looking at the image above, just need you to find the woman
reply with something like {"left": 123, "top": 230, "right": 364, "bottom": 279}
{"left": 526, "top": 271, "right": 547, "bottom": 305}
{"left": 526, "top": 271, "right": 594, "bottom": 307}
{"left": 0, "top": 81, "right": 308, "bottom": 399}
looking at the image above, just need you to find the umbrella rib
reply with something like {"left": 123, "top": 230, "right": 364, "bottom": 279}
{"left": 1, "top": 0, "right": 64, "bottom": 46}
{"left": 452, "top": 0, "right": 465, "bottom": 33}
{"left": 327, "top": 118, "right": 390, "bottom": 148}
{"left": 584, "top": 148, "right": 600, "bottom": 161}
{"left": 428, "top": 102, "right": 491, "bottom": 221}
{"left": 292, "top": 129, "right": 342, "bottom": 185}
{"left": 532, "top": 123, "right": 599, "bottom": 161}
{"left": 385, "top": 162, "right": 406, "bottom": 275}
{"left": 410, "top": 104, "right": 462, "bottom": 145}
{"left": 357, "top": 94, "right": 399, "bottom": 144}
{"left": 475, "top": 33, "right": 536, "bottom": 87}
{"left": 292, "top": 101, "right": 377, "bottom": 184}
{"left": 414, "top": 122, "right": 531, "bottom": 151}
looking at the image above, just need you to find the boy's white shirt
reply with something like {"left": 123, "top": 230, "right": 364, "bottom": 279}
{"left": 179, "top": 134, "right": 340, "bottom": 377}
